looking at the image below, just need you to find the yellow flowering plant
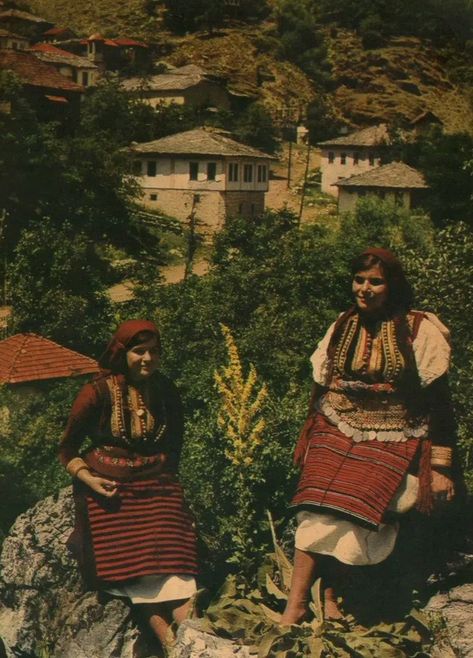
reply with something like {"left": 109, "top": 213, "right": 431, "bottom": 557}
{"left": 214, "top": 324, "right": 269, "bottom": 573}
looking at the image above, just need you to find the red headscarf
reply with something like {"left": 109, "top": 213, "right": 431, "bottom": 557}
{"left": 360, "top": 247, "right": 402, "bottom": 268}
{"left": 98, "top": 319, "right": 161, "bottom": 373}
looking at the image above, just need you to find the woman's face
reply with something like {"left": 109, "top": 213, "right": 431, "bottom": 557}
{"left": 126, "top": 335, "right": 160, "bottom": 382}
{"left": 352, "top": 264, "right": 388, "bottom": 314}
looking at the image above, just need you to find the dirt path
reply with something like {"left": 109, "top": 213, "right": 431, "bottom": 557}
{"left": 266, "top": 143, "right": 321, "bottom": 223}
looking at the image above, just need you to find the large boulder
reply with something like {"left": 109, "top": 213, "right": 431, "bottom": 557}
{"left": 0, "top": 488, "right": 251, "bottom": 658}
{"left": 0, "top": 487, "right": 143, "bottom": 658}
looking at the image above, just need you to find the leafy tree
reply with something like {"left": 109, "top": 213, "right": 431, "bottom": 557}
{"left": 233, "top": 103, "right": 279, "bottom": 154}
{"left": 0, "top": 379, "right": 79, "bottom": 532}
{"left": 276, "top": 0, "right": 332, "bottom": 88}
{"left": 391, "top": 127, "right": 473, "bottom": 226}
{"left": 8, "top": 219, "right": 113, "bottom": 354}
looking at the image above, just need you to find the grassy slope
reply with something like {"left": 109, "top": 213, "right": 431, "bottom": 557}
{"left": 27, "top": 0, "right": 473, "bottom": 131}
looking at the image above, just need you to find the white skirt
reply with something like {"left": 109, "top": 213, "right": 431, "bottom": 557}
{"left": 295, "top": 474, "right": 419, "bottom": 566}
{"left": 105, "top": 574, "right": 197, "bottom": 604}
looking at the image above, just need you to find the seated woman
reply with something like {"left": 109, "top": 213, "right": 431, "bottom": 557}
{"left": 281, "top": 248, "right": 456, "bottom": 623}
{"left": 59, "top": 319, "right": 198, "bottom": 651}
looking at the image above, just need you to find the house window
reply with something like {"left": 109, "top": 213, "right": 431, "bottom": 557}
{"left": 243, "top": 164, "right": 253, "bottom": 182}
{"left": 257, "top": 164, "right": 267, "bottom": 183}
{"left": 340, "top": 152, "right": 347, "bottom": 165}
{"left": 147, "top": 161, "right": 157, "bottom": 177}
{"left": 189, "top": 162, "right": 199, "bottom": 180}
{"left": 207, "top": 162, "right": 217, "bottom": 180}
{"left": 81, "top": 71, "right": 89, "bottom": 86}
{"left": 132, "top": 160, "right": 142, "bottom": 176}
{"left": 328, "top": 151, "right": 334, "bottom": 164}
{"left": 395, "top": 191, "right": 404, "bottom": 206}
{"left": 353, "top": 152, "right": 360, "bottom": 165}
{"left": 149, "top": 193, "right": 158, "bottom": 201}
{"left": 229, "top": 162, "right": 239, "bottom": 182}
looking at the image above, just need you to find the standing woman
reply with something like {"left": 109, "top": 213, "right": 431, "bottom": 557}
{"left": 281, "top": 248, "right": 456, "bottom": 623}
{"left": 59, "top": 319, "right": 198, "bottom": 650}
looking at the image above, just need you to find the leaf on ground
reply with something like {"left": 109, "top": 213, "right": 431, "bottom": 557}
{"left": 266, "top": 573, "right": 288, "bottom": 601}
{"left": 259, "top": 602, "right": 283, "bottom": 624}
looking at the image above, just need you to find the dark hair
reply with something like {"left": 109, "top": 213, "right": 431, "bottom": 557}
{"left": 127, "top": 330, "right": 161, "bottom": 352}
{"left": 351, "top": 252, "right": 414, "bottom": 314}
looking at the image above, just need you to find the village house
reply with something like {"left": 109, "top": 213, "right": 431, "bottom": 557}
{"left": 121, "top": 64, "right": 231, "bottom": 110}
{"left": 0, "top": 27, "right": 29, "bottom": 50}
{"left": 41, "top": 26, "right": 78, "bottom": 43}
{"left": 0, "top": 49, "right": 84, "bottom": 121}
{"left": 0, "top": 8, "right": 52, "bottom": 40}
{"left": 29, "top": 42, "right": 98, "bottom": 87}
{"left": 318, "top": 123, "right": 390, "bottom": 196}
{"left": 333, "top": 161, "right": 429, "bottom": 212}
{"left": 0, "top": 333, "right": 99, "bottom": 396}
{"left": 129, "top": 128, "right": 274, "bottom": 229}
{"left": 84, "top": 33, "right": 150, "bottom": 72}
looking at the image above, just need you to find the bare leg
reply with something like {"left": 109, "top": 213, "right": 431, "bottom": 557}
{"left": 324, "top": 586, "right": 343, "bottom": 620}
{"left": 280, "top": 548, "right": 318, "bottom": 625}
{"left": 139, "top": 602, "right": 173, "bottom": 646}
{"left": 170, "top": 597, "right": 193, "bottom": 624}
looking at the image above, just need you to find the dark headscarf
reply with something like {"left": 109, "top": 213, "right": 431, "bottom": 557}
{"left": 98, "top": 319, "right": 161, "bottom": 374}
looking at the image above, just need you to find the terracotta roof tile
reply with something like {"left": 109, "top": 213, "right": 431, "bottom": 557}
{"left": 113, "top": 37, "right": 148, "bottom": 48}
{"left": 30, "top": 43, "right": 97, "bottom": 69}
{"left": 0, "top": 49, "right": 84, "bottom": 91}
{"left": 129, "top": 127, "right": 275, "bottom": 159}
{"left": 0, "top": 333, "right": 99, "bottom": 384}
{"left": 319, "top": 123, "right": 390, "bottom": 148}
{"left": 335, "top": 161, "right": 429, "bottom": 189}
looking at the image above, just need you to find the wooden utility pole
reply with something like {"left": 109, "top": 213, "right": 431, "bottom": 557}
{"left": 297, "top": 142, "right": 311, "bottom": 226}
{"left": 184, "top": 195, "right": 200, "bottom": 281}
{"left": 287, "top": 139, "right": 293, "bottom": 189}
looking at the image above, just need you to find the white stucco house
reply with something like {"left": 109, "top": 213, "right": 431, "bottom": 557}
{"left": 318, "top": 124, "right": 390, "bottom": 196}
{"left": 129, "top": 128, "right": 275, "bottom": 230}
{"left": 334, "top": 161, "right": 429, "bottom": 212}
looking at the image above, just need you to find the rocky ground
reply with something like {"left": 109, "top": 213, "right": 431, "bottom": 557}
{"left": 0, "top": 489, "right": 472, "bottom": 657}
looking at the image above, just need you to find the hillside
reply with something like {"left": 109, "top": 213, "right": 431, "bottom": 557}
{"left": 26, "top": 0, "right": 473, "bottom": 132}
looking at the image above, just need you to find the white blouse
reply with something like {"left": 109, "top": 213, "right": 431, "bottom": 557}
{"left": 310, "top": 312, "right": 451, "bottom": 388}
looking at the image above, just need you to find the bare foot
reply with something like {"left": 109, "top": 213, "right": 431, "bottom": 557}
{"left": 324, "top": 588, "right": 344, "bottom": 621}
{"left": 280, "top": 604, "right": 308, "bottom": 626}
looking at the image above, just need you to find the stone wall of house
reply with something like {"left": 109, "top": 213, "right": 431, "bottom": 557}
{"left": 141, "top": 188, "right": 266, "bottom": 231}
{"left": 224, "top": 190, "right": 265, "bottom": 220}
{"left": 142, "top": 188, "right": 227, "bottom": 231}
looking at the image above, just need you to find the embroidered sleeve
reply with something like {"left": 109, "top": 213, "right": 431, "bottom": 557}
{"left": 310, "top": 321, "right": 337, "bottom": 386}
{"left": 413, "top": 314, "right": 451, "bottom": 387}
{"left": 59, "top": 382, "right": 101, "bottom": 467}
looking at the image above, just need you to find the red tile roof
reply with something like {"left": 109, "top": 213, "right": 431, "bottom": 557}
{"left": 0, "top": 49, "right": 84, "bottom": 91}
{"left": 43, "top": 26, "right": 76, "bottom": 37}
{"left": 0, "top": 333, "right": 99, "bottom": 384}
{"left": 113, "top": 37, "right": 148, "bottom": 48}
{"left": 30, "top": 43, "right": 97, "bottom": 68}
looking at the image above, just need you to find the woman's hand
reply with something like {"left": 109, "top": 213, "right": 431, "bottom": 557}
{"left": 431, "top": 469, "right": 455, "bottom": 502}
{"left": 77, "top": 469, "right": 118, "bottom": 497}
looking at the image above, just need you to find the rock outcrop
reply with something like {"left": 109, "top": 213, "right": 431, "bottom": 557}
{"left": 0, "top": 488, "right": 472, "bottom": 657}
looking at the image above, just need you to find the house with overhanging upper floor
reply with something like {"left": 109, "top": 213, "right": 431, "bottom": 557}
{"left": 318, "top": 124, "right": 390, "bottom": 197}
{"left": 129, "top": 128, "right": 275, "bottom": 230}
